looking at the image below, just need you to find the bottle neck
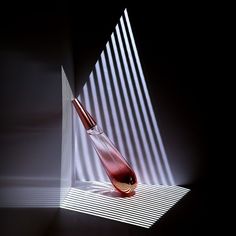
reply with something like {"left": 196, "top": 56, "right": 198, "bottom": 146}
{"left": 72, "top": 98, "right": 97, "bottom": 130}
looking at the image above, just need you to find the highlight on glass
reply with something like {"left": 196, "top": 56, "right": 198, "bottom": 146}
{"left": 72, "top": 98, "right": 137, "bottom": 194}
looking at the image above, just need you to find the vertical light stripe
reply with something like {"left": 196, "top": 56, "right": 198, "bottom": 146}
{"left": 124, "top": 9, "right": 175, "bottom": 185}
{"left": 79, "top": 92, "right": 97, "bottom": 181}
{"left": 120, "top": 16, "right": 170, "bottom": 184}
{"left": 73, "top": 108, "right": 85, "bottom": 181}
{"left": 87, "top": 73, "right": 102, "bottom": 125}
{"left": 115, "top": 25, "right": 165, "bottom": 184}
{"left": 95, "top": 61, "right": 114, "bottom": 141}
{"left": 100, "top": 51, "right": 126, "bottom": 156}
{"left": 106, "top": 40, "right": 148, "bottom": 183}
{"left": 82, "top": 80, "right": 107, "bottom": 182}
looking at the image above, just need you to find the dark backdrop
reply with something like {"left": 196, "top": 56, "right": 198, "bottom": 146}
{"left": 0, "top": 2, "right": 211, "bottom": 235}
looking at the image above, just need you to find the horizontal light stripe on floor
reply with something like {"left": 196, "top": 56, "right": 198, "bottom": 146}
{"left": 60, "top": 183, "right": 189, "bottom": 228}
{"left": 0, "top": 187, "right": 60, "bottom": 207}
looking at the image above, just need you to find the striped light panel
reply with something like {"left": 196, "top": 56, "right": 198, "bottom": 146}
{"left": 63, "top": 9, "right": 190, "bottom": 228}
{"left": 0, "top": 187, "right": 60, "bottom": 207}
{"left": 74, "top": 8, "right": 175, "bottom": 186}
{"left": 60, "top": 183, "right": 190, "bottom": 228}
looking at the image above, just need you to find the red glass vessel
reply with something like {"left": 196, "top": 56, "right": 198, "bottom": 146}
{"left": 72, "top": 98, "right": 137, "bottom": 194}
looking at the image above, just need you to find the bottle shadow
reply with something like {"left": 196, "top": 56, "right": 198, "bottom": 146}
{"left": 73, "top": 181, "right": 135, "bottom": 198}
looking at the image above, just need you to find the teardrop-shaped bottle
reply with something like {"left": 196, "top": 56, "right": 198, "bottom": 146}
{"left": 72, "top": 98, "right": 137, "bottom": 194}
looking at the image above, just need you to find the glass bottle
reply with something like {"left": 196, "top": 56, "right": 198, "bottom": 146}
{"left": 72, "top": 98, "right": 137, "bottom": 194}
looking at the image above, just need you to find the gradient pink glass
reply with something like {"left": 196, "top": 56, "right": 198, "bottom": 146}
{"left": 72, "top": 98, "right": 137, "bottom": 194}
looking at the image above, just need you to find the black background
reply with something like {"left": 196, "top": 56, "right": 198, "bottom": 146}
{"left": 0, "top": 1, "right": 212, "bottom": 235}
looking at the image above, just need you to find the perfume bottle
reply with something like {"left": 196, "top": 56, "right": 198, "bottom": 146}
{"left": 72, "top": 98, "right": 137, "bottom": 194}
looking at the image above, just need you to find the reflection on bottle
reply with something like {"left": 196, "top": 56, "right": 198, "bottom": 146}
{"left": 72, "top": 98, "right": 137, "bottom": 194}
